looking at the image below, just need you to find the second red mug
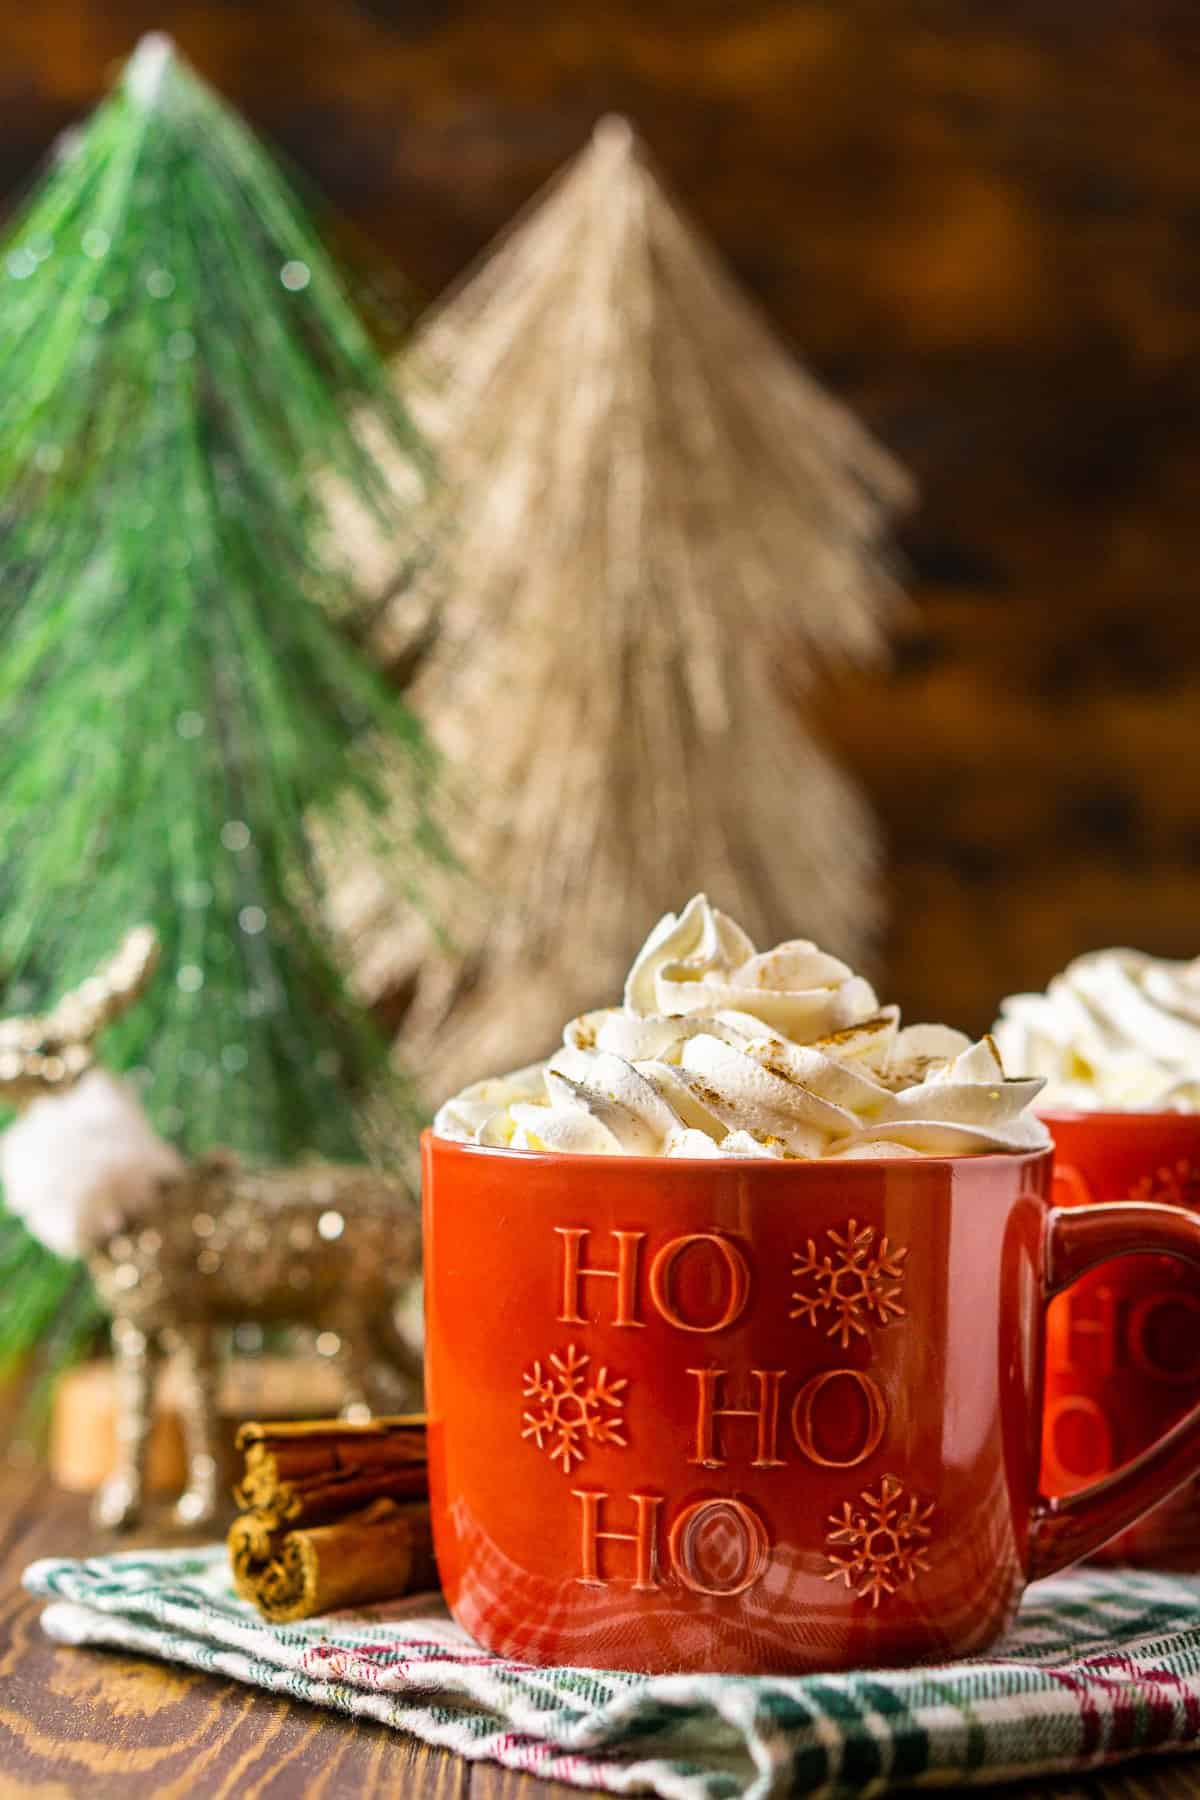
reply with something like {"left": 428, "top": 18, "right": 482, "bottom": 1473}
{"left": 1042, "top": 1109, "right": 1200, "bottom": 1566}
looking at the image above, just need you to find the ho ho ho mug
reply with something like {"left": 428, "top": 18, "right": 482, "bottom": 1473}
{"left": 1042, "top": 1108, "right": 1200, "bottom": 1568}
{"left": 422, "top": 1132, "right": 1200, "bottom": 1674}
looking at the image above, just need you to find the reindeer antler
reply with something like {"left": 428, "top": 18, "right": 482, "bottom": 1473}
{"left": 0, "top": 927, "right": 160, "bottom": 1107}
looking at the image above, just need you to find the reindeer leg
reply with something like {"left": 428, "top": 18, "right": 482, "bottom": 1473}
{"left": 172, "top": 1321, "right": 221, "bottom": 1527}
{"left": 94, "top": 1319, "right": 160, "bottom": 1530}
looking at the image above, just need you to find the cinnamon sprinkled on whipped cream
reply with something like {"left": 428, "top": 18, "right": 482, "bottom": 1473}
{"left": 435, "top": 896, "right": 1049, "bottom": 1159}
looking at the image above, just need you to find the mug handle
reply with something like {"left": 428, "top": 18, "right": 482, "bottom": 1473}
{"left": 1027, "top": 1200, "right": 1200, "bottom": 1580}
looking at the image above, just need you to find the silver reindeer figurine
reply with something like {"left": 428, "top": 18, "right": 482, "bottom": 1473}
{"left": 0, "top": 929, "right": 421, "bottom": 1529}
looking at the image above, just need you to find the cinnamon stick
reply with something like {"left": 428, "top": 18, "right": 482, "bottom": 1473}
{"left": 229, "top": 1414, "right": 435, "bottom": 1621}
{"left": 233, "top": 1414, "right": 427, "bottom": 1521}
{"left": 229, "top": 1496, "right": 437, "bottom": 1622}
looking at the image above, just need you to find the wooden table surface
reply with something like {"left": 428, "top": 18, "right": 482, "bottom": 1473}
{"left": 3, "top": 1456, "right": 1200, "bottom": 1799}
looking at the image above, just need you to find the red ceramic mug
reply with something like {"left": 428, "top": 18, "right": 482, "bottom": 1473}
{"left": 422, "top": 1131, "right": 1200, "bottom": 1673}
{"left": 1041, "top": 1109, "right": 1200, "bottom": 1567}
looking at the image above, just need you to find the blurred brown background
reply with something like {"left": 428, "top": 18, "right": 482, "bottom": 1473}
{"left": 3, "top": 1, "right": 1198, "bottom": 1035}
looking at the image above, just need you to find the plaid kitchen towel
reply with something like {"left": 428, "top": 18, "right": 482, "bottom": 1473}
{"left": 23, "top": 1550, "right": 1200, "bottom": 1798}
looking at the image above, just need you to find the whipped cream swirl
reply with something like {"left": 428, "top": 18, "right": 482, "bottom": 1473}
{"left": 994, "top": 948, "right": 1200, "bottom": 1112}
{"left": 435, "top": 895, "right": 1049, "bottom": 1159}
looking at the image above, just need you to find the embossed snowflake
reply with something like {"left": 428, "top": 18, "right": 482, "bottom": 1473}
{"left": 824, "top": 1474, "right": 934, "bottom": 1607}
{"left": 1129, "top": 1159, "right": 1200, "bottom": 1210}
{"left": 790, "top": 1219, "right": 907, "bottom": 1348}
{"left": 521, "top": 1343, "right": 628, "bottom": 1471}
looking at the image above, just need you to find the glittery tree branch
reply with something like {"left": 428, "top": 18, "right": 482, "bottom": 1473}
{"left": 0, "top": 37, "right": 435, "bottom": 1365}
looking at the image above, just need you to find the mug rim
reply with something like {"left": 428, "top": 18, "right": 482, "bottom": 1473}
{"left": 421, "top": 1127, "right": 1052, "bottom": 1177}
{"left": 1038, "top": 1106, "right": 1200, "bottom": 1128}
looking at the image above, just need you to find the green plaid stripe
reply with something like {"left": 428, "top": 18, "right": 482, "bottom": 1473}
{"left": 24, "top": 1551, "right": 1200, "bottom": 1798}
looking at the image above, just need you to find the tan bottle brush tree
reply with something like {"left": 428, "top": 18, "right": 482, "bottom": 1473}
{"left": 330, "top": 118, "right": 913, "bottom": 1102}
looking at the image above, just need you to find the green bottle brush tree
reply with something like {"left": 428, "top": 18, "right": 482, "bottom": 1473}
{"left": 0, "top": 36, "right": 436, "bottom": 1375}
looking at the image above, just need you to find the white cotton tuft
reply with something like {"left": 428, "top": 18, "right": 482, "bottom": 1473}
{"left": 0, "top": 1069, "right": 185, "bottom": 1258}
